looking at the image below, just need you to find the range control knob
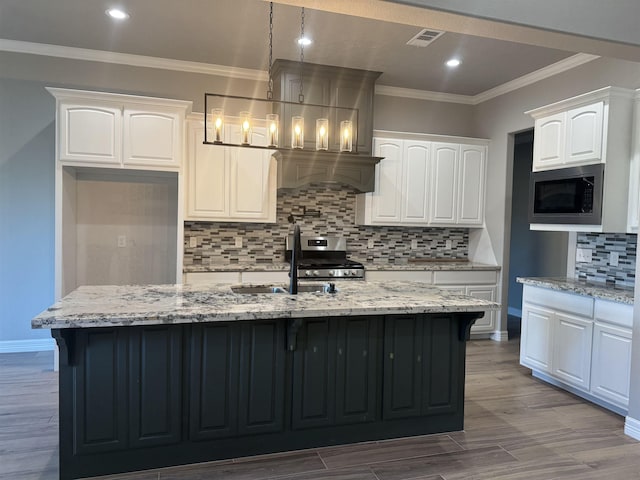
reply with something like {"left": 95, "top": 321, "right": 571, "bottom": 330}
{"left": 304, "top": 270, "right": 313, "bottom": 277}
{"left": 344, "top": 270, "right": 352, "bottom": 276}
{"left": 312, "top": 270, "right": 320, "bottom": 277}
{"left": 329, "top": 270, "right": 336, "bottom": 276}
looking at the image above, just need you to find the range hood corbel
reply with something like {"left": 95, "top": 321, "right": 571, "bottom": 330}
{"left": 274, "top": 149, "right": 383, "bottom": 193}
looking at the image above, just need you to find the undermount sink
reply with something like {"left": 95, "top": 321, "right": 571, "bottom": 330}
{"left": 230, "top": 283, "right": 336, "bottom": 294}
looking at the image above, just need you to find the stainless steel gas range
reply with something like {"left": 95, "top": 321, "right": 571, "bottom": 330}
{"left": 285, "top": 235, "right": 364, "bottom": 280}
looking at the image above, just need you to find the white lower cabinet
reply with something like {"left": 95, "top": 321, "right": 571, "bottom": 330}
{"left": 591, "top": 322, "right": 632, "bottom": 407}
{"left": 520, "top": 303, "right": 554, "bottom": 373}
{"left": 520, "top": 284, "right": 633, "bottom": 413}
{"left": 551, "top": 313, "right": 593, "bottom": 390}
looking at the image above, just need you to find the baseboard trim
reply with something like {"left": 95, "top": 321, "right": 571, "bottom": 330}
{"left": 0, "top": 338, "right": 56, "bottom": 353}
{"left": 490, "top": 330, "right": 509, "bottom": 342}
{"left": 624, "top": 416, "right": 640, "bottom": 441}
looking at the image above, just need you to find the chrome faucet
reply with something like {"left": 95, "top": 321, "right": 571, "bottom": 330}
{"left": 288, "top": 224, "right": 302, "bottom": 294}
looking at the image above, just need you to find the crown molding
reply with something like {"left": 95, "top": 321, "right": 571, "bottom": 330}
{"left": 374, "top": 84, "right": 475, "bottom": 104}
{"left": 375, "top": 53, "right": 600, "bottom": 105}
{"left": 0, "top": 39, "right": 268, "bottom": 81}
{"left": 0, "top": 39, "right": 598, "bottom": 104}
{"left": 472, "top": 53, "right": 600, "bottom": 104}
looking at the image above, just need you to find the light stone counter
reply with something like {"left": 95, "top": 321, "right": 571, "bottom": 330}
{"left": 32, "top": 281, "right": 500, "bottom": 329}
{"left": 517, "top": 276, "right": 634, "bottom": 305}
{"left": 183, "top": 261, "right": 500, "bottom": 273}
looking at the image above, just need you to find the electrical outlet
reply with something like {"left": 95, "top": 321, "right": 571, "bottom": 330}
{"left": 235, "top": 237, "right": 243, "bottom": 248}
{"left": 411, "top": 239, "right": 418, "bottom": 250}
{"left": 189, "top": 236, "right": 197, "bottom": 248}
{"left": 117, "top": 235, "right": 126, "bottom": 248}
{"left": 610, "top": 251, "right": 620, "bottom": 267}
{"left": 368, "top": 239, "right": 375, "bottom": 249}
{"left": 576, "top": 248, "right": 592, "bottom": 263}
{"left": 445, "top": 239, "right": 452, "bottom": 249}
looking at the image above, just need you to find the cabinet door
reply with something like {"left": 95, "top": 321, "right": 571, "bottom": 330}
{"left": 335, "top": 316, "right": 380, "bottom": 425}
{"left": 129, "top": 326, "right": 182, "bottom": 448}
{"left": 421, "top": 315, "right": 460, "bottom": 416}
{"left": 59, "top": 103, "right": 122, "bottom": 165}
{"left": 227, "top": 125, "right": 277, "bottom": 222}
{"left": 565, "top": 102, "right": 603, "bottom": 165}
{"left": 430, "top": 143, "right": 459, "bottom": 224}
{"left": 457, "top": 145, "right": 485, "bottom": 225}
{"left": 73, "top": 329, "right": 128, "bottom": 454}
{"left": 466, "top": 286, "right": 496, "bottom": 334}
{"left": 382, "top": 315, "right": 423, "bottom": 419}
{"left": 189, "top": 324, "right": 239, "bottom": 440}
{"left": 401, "top": 141, "right": 430, "bottom": 223}
{"left": 238, "top": 320, "right": 286, "bottom": 435}
{"left": 185, "top": 120, "right": 230, "bottom": 219}
{"left": 291, "top": 318, "right": 337, "bottom": 430}
{"left": 123, "top": 109, "right": 181, "bottom": 168}
{"left": 552, "top": 313, "right": 593, "bottom": 390}
{"left": 533, "top": 112, "right": 565, "bottom": 171}
{"left": 371, "top": 138, "right": 404, "bottom": 223}
{"left": 591, "top": 322, "right": 632, "bottom": 408}
{"left": 520, "top": 303, "right": 553, "bottom": 373}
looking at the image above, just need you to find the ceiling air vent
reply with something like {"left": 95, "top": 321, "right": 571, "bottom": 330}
{"left": 406, "top": 28, "right": 444, "bottom": 47}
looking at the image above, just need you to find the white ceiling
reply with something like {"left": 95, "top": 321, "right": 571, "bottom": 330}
{"left": 0, "top": 0, "right": 614, "bottom": 97}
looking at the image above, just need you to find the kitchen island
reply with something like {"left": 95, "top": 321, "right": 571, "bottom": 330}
{"left": 33, "top": 281, "right": 499, "bottom": 480}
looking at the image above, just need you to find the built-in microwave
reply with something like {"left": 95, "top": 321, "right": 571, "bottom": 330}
{"left": 529, "top": 164, "right": 604, "bottom": 225}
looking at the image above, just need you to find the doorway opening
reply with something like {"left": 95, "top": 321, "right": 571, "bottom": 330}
{"left": 507, "top": 130, "right": 568, "bottom": 338}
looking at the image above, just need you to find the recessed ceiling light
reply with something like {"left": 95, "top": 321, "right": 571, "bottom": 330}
{"left": 106, "top": 8, "right": 130, "bottom": 20}
{"left": 297, "top": 37, "right": 312, "bottom": 46}
{"left": 446, "top": 58, "right": 461, "bottom": 68}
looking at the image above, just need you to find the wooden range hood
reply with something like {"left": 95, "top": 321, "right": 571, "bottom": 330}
{"left": 271, "top": 59, "right": 383, "bottom": 192}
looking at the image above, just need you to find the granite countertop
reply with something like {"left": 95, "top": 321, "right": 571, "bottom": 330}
{"left": 32, "top": 281, "right": 500, "bottom": 329}
{"left": 517, "top": 277, "right": 634, "bottom": 305}
{"left": 183, "top": 261, "right": 500, "bottom": 273}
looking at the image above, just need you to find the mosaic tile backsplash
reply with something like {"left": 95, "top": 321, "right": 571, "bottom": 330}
{"left": 575, "top": 233, "right": 636, "bottom": 288}
{"left": 184, "top": 183, "right": 468, "bottom": 266}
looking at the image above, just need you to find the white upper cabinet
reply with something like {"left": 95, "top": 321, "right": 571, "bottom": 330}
{"left": 528, "top": 87, "right": 633, "bottom": 172}
{"left": 48, "top": 88, "right": 191, "bottom": 171}
{"left": 123, "top": 108, "right": 183, "bottom": 168}
{"left": 532, "top": 112, "right": 565, "bottom": 170}
{"left": 458, "top": 145, "right": 486, "bottom": 225}
{"left": 184, "top": 116, "right": 277, "bottom": 223}
{"left": 565, "top": 102, "right": 603, "bottom": 165}
{"left": 356, "top": 132, "right": 487, "bottom": 228}
{"left": 401, "top": 142, "right": 431, "bottom": 223}
{"left": 59, "top": 104, "right": 122, "bottom": 165}
{"left": 370, "top": 138, "right": 404, "bottom": 223}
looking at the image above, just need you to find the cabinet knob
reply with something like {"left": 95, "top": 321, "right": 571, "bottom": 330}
{"left": 389, "top": 352, "right": 394, "bottom": 360}
{"left": 417, "top": 355, "right": 422, "bottom": 363}
{"left": 338, "top": 348, "right": 343, "bottom": 356}
{"left": 363, "top": 349, "right": 367, "bottom": 357}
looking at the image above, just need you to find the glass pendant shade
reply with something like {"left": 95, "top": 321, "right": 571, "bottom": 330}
{"left": 212, "top": 108, "right": 224, "bottom": 143}
{"left": 316, "top": 118, "right": 328, "bottom": 150}
{"left": 240, "top": 111, "right": 252, "bottom": 145}
{"left": 340, "top": 120, "right": 353, "bottom": 152}
{"left": 266, "top": 114, "right": 279, "bottom": 147}
{"left": 292, "top": 116, "right": 304, "bottom": 149}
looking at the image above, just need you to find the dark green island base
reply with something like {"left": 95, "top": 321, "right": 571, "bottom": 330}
{"left": 52, "top": 312, "right": 480, "bottom": 480}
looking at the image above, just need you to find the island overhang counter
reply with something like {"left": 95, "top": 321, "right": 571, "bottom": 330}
{"left": 33, "top": 281, "right": 499, "bottom": 480}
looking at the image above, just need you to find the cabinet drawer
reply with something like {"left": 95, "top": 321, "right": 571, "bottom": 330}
{"left": 523, "top": 285, "right": 593, "bottom": 317}
{"left": 594, "top": 299, "right": 633, "bottom": 329}
{"left": 433, "top": 270, "right": 497, "bottom": 285}
{"left": 184, "top": 272, "right": 241, "bottom": 284}
{"left": 365, "top": 271, "right": 433, "bottom": 282}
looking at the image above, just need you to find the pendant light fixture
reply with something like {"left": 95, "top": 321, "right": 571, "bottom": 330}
{"left": 202, "top": 3, "right": 359, "bottom": 156}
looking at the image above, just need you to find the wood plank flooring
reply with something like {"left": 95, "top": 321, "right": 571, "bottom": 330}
{"left": 1, "top": 340, "right": 639, "bottom": 480}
